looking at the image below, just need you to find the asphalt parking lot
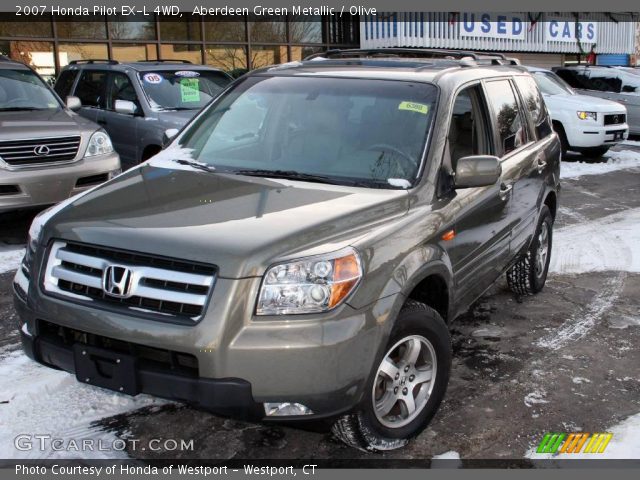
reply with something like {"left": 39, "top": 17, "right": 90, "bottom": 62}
{"left": 1, "top": 145, "right": 639, "bottom": 460}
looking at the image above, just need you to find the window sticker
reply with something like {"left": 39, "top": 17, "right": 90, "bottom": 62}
{"left": 143, "top": 73, "right": 162, "bottom": 84}
{"left": 180, "top": 78, "right": 201, "bottom": 103}
{"left": 398, "top": 101, "right": 429, "bottom": 115}
{"left": 175, "top": 70, "right": 200, "bottom": 78}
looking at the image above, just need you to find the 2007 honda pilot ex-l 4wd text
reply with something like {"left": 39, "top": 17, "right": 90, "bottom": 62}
{"left": 14, "top": 49, "right": 560, "bottom": 451}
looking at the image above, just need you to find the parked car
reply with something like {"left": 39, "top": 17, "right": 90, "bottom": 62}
{"left": 525, "top": 66, "right": 628, "bottom": 158}
{"left": 554, "top": 65, "right": 640, "bottom": 136}
{"left": 15, "top": 49, "right": 560, "bottom": 451}
{"left": 0, "top": 56, "right": 120, "bottom": 213}
{"left": 54, "top": 60, "right": 233, "bottom": 170}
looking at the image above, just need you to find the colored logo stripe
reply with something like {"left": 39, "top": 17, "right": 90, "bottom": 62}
{"left": 537, "top": 433, "right": 613, "bottom": 454}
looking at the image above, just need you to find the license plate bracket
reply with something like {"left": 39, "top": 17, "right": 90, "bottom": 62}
{"left": 73, "top": 344, "right": 138, "bottom": 395}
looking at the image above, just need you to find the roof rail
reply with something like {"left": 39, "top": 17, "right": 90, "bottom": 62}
{"left": 68, "top": 59, "right": 118, "bottom": 65}
{"left": 136, "top": 59, "right": 193, "bottom": 64}
{"left": 304, "top": 48, "right": 521, "bottom": 66}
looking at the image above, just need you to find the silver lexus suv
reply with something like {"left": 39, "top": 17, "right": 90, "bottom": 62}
{"left": 0, "top": 56, "right": 121, "bottom": 212}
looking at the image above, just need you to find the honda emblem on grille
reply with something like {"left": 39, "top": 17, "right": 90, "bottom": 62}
{"left": 614, "top": 115, "right": 619, "bottom": 124}
{"left": 102, "top": 265, "right": 133, "bottom": 298}
{"left": 33, "top": 145, "right": 50, "bottom": 156}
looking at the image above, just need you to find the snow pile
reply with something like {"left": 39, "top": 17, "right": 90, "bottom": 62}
{"left": 0, "top": 247, "right": 24, "bottom": 274}
{"left": 549, "top": 208, "right": 640, "bottom": 274}
{"left": 561, "top": 149, "right": 640, "bottom": 179}
{"left": 432, "top": 451, "right": 461, "bottom": 460}
{"left": 526, "top": 412, "right": 640, "bottom": 459}
{"left": 0, "top": 350, "right": 163, "bottom": 458}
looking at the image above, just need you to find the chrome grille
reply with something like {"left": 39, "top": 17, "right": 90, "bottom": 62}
{"left": 0, "top": 136, "right": 81, "bottom": 167}
{"left": 604, "top": 114, "right": 626, "bottom": 126}
{"left": 43, "top": 241, "right": 216, "bottom": 322}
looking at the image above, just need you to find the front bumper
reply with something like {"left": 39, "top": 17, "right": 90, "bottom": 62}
{"left": 14, "top": 273, "right": 399, "bottom": 420}
{"left": 0, "top": 152, "right": 120, "bottom": 212}
{"left": 565, "top": 122, "right": 629, "bottom": 149}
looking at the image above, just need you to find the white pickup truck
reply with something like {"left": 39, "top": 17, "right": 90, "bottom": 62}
{"left": 525, "top": 66, "right": 628, "bottom": 158}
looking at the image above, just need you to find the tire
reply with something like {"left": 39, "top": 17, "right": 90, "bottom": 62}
{"left": 580, "top": 146, "right": 610, "bottom": 159}
{"left": 553, "top": 123, "right": 568, "bottom": 158}
{"left": 506, "top": 206, "right": 553, "bottom": 296}
{"left": 331, "top": 300, "right": 452, "bottom": 452}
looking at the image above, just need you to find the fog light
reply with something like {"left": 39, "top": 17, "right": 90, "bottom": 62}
{"left": 264, "top": 402, "right": 314, "bottom": 416}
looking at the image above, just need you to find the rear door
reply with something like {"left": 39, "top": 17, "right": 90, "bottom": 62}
{"left": 510, "top": 75, "right": 555, "bottom": 256}
{"left": 72, "top": 69, "right": 108, "bottom": 124}
{"left": 97, "top": 71, "right": 141, "bottom": 169}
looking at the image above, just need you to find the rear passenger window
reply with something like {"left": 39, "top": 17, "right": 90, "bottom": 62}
{"left": 54, "top": 70, "right": 77, "bottom": 99}
{"left": 75, "top": 70, "right": 107, "bottom": 108}
{"left": 587, "top": 72, "right": 621, "bottom": 93}
{"left": 484, "top": 80, "right": 528, "bottom": 156}
{"left": 513, "top": 76, "right": 553, "bottom": 140}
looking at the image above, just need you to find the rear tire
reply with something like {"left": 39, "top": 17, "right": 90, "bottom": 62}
{"left": 580, "top": 146, "right": 610, "bottom": 159}
{"left": 507, "top": 206, "right": 553, "bottom": 296}
{"left": 331, "top": 300, "right": 451, "bottom": 451}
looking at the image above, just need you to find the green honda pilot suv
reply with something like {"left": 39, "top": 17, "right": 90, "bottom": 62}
{"left": 14, "top": 49, "right": 560, "bottom": 451}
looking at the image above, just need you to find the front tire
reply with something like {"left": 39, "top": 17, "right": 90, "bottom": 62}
{"left": 331, "top": 300, "right": 451, "bottom": 451}
{"left": 506, "top": 206, "right": 553, "bottom": 296}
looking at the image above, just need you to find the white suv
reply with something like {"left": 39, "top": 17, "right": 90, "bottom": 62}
{"left": 526, "top": 66, "right": 628, "bottom": 158}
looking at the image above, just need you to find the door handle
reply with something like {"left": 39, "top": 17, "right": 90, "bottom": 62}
{"left": 499, "top": 183, "right": 513, "bottom": 200}
{"left": 536, "top": 158, "right": 547, "bottom": 173}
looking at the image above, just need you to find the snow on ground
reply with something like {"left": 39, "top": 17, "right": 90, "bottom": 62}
{"left": 561, "top": 149, "right": 640, "bottom": 179}
{"left": 525, "top": 412, "right": 640, "bottom": 459}
{"left": 432, "top": 451, "right": 461, "bottom": 460}
{"left": 0, "top": 349, "right": 163, "bottom": 458}
{"left": 0, "top": 246, "right": 24, "bottom": 274}
{"left": 549, "top": 207, "right": 640, "bottom": 274}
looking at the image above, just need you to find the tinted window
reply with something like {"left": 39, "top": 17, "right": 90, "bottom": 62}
{"left": 484, "top": 80, "right": 528, "bottom": 156}
{"left": 53, "top": 70, "right": 77, "bottom": 98}
{"left": 107, "top": 72, "right": 139, "bottom": 111}
{"left": 179, "top": 76, "right": 438, "bottom": 188}
{"left": 587, "top": 71, "right": 621, "bottom": 93}
{"left": 75, "top": 70, "right": 107, "bottom": 107}
{"left": 514, "top": 76, "right": 553, "bottom": 140}
{"left": 555, "top": 69, "right": 592, "bottom": 90}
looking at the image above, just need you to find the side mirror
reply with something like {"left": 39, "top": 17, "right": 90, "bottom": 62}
{"left": 454, "top": 155, "right": 502, "bottom": 189}
{"left": 65, "top": 96, "right": 81, "bottom": 112}
{"left": 163, "top": 128, "right": 179, "bottom": 147}
{"left": 114, "top": 99, "right": 137, "bottom": 115}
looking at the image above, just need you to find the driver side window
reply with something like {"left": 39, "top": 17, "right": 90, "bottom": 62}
{"left": 448, "top": 85, "right": 492, "bottom": 169}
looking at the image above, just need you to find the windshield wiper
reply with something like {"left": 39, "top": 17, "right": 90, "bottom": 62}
{"left": 174, "top": 159, "right": 216, "bottom": 173}
{"left": 233, "top": 169, "right": 341, "bottom": 185}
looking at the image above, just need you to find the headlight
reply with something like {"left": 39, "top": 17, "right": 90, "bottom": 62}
{"left": 577, "top": 111, "right": 597, "bottom": 121}
{"left": 85, "top": 130, "right": 114, "bottom": 157}
{"left": 256, "top": 247, "right": 362, "bottom": 315}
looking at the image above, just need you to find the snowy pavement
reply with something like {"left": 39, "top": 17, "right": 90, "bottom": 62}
{"left": 0, "top": 145, "right": 639, "bottom": 461}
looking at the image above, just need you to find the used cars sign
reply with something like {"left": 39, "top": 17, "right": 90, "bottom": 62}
{"left": 545, "top": 19, "right": 597, "bottom": 43}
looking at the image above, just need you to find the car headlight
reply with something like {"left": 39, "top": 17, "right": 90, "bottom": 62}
{"left": 577, "top": 111, "right": 597, "bottom": 121}
{"left": 256, "top": 247, "right": 362, "bottom": 316}
{"left": 85, "top": 130, "right": 114, "bottom": 157}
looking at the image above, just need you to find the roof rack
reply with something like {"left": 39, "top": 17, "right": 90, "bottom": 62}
{"left": 68, "top": 59, "right": 118, "bottom": 65}
{"left": 304, "top": 48, "right": 520, "bottom": 66}
{"left": 136, "top": 59, "right": 193, "bottom": 64}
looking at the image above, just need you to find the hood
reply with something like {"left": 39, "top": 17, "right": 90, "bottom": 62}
{"left": 543, "top": 93, "right": 627, "bottom": 113}
{"left": 155, "top": 109, "right": 199, "bottom": 128}
{"left": 0, "top": 108, "right": 98, "bottom": 140}
{"left": 44, "top": 165, "right": 409, "bottom": 278}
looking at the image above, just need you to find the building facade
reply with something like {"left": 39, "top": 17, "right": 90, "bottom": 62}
{"left": 361, "top": 12, "right": 638, "bottom": 68}
{"left": 0, "top": 14, "right": 359, "bottom": 81}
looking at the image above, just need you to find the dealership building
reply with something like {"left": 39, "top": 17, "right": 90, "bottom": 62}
{"left": 361, "top": 12, "right": 639, "bottom": 68}
{"left": 0, "top": 12, "right": 638, "bottom": 81}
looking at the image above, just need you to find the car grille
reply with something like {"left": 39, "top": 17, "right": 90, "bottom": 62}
{"left": 43, "top": 241, "right": 217, "bottom": 323}
{"left": 604, "top": 114, "right": 626, "bottom": 126}
{"left": 0, "top": 136, "right": 81, "bottom": 167}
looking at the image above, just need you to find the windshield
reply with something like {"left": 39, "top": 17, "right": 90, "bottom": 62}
{"left": 0, "top": 68, "right": 61, "bottom": 111}
{"left": 139, "top": 70, "right": 231, "bottom": 110}
{"left": 532, "top": 71, "right": 575, "bottom": 96}
{"left": 177, "top": 76, "right": 437, "bottom": 189}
